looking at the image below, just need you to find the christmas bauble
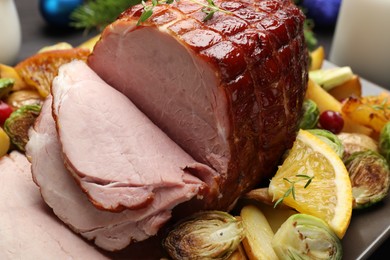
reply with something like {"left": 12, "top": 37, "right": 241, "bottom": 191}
{"left": 39, "top": 0, "right": 83, "bottom": 28}
{"left": 302, "top": 0, "right": 342, "bottom": 28}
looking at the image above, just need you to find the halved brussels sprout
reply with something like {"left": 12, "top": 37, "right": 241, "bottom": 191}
{"left": 344, "top": 150, "right": 390, "bottom": 209}
{"left": 0, "top": 78, "right": 14, "bottom": 99}
{"left": 272, "top": 213, "right": 342, "bottom": 260}
{"left": 338, "top": 132, "right": 378, "bottom": 161}
{"left": 4, "top": 104, "right": 41, "bottom": 151}
{"left": 299, "top": 99, "right": 320, "bottom": 130}
{"left": 163, "top": 211, "right": 245, "bottom": 260}
{"left": 308, "top": 129, "right": 344, "bottom": 158}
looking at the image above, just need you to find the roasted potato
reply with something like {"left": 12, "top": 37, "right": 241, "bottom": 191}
{"left": 240, "top": 205, "right": 278, "bottom": 260}
{"left": 306, "top": 79, "right": 372, "bottom": 135}
{"left": 341, "top": 92, "right": 390, "bottom": 133}
{"left": 328, "top": 75, "right": 362, "bottom": 101}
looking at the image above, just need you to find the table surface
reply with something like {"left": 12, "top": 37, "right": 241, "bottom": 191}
{"left": 11, "top": 0, "right": 390, "bottom": 259}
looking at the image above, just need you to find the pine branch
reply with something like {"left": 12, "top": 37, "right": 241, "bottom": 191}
{"left": 70, "top": 0, "right": 142, "bottom": 31}
{"left": 70, "top": 0, "right": 230, "bottom": 31}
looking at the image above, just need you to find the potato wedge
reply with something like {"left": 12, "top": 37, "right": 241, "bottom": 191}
{"left": 0, "top": 64, "right": 29, "bottom": 91}
{"left": 328, "top": 75, "right": 362, "bottom": 101}
{"left": 78, "top": 34, "right": 101, "bottom": 52}
{"left": 341, "top": 93, "right": 390, "bottom": 133}
{"left": 310, "top": 46, "right": 325, "bottom": 71}
{"left": 306, "top": 79, "right": 372, "bottom": 135}
{"left": 0, "top": 127, "right": 10, "bottom": 157}
{"left": 229, "top": 243, "right": 248, "bottom": 260}
{"left": 256, "top": 203, "right": 296, "bottom": 234}
{"left": 240, "top": 205, "right": 278, "bottom": 260}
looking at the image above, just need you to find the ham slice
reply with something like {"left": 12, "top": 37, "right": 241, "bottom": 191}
{"left": 26, "top": 61, "right": 218, "bottom": 251}
{"left": 0, "top": 152, "right": 107, "bottom": 259}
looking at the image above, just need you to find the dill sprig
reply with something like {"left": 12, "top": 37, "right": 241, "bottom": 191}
{"left": 274, "top": 174, "right": 314, "bottom": 208}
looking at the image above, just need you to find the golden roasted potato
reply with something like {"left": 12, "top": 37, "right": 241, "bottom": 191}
{"left": 228, "top": 244, "right": 248, "bottom": 260}
{"left": 78, "top": 34, "right": 101, "bottom": 52}
{"left": 306, "top": 79, "right": 372, "bottom": 135}
{"left": 0, "top": 64, "right": 29, "bottom": 91}
{"left": 310, "top": 45, "right": 325, "bottom": 71}
{"left": 341, "top": 92, "right": 390, "bottom": 133}
{"left": 328, "top": 75, "right": 362, "bottom": 101}
{"left": 240, "top": 205, "right": 278, "bottom": 260}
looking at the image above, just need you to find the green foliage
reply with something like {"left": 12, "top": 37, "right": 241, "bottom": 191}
{"left": 70, "top": 0, "right": 142, "bottom": 31}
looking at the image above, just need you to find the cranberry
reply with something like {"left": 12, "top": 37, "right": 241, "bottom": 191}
{"left": 319, "top": 110, "right": 344, "bottom": 134}
{"left": 0, "top": 101, "right": 13, "bottom": 126}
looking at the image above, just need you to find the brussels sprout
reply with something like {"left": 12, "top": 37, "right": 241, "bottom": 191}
{"left": 0, "top": 78, "right": 14, "bottom": 99}
{"left": 344, "top": 151, "right": 390, "bottom": 209}
{"left": 272, "top": 213, "right": 342, "bottom": 260}
{"left": 163, "top": 211, "right": 245, "bottom": 260}
{"left": 308, "top": 129, "right": 344, "bottom": 158}
{"left": 299, "top": 99, "right": 320, "bottom": 129}
{"left": 4, "top": 104, "right": 41, "bottom": 152}
{"left": 6, "top": 90, "right": 43, "bottom": 110}
{"left": 338, "top": 132, "right": 379, "bottom": 161}
{"left": 379, "top": 122, "right": 390, "bottom": 163}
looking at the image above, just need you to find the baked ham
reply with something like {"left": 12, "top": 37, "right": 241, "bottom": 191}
{"left": 88, "top": 0, "right": 308, "bottom": 210}
{"left": 26, "top": 0, "right": 308, "bottom": 252}
{"left": 27, "top": 60, "right": 218, "bottom": 251}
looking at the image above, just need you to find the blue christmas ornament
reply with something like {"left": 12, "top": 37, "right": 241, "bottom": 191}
{"left": 39, "top": 0, "right": 83, "bottom": 28}
{"left": 302, "top": 0, "right": 342, "bottom": 28}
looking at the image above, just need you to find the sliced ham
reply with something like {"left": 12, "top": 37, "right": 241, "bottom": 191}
{"left": 50, "top": 60, "right": 218, "bottom": 212}
{"left": 0, "top": 152, "right": 108, "bottom": 259}
{"left": 88, "top": 0, "right": 308, "bottom": 210}
{"left": 26, "top": 61, "right": 218, "bottom": 251}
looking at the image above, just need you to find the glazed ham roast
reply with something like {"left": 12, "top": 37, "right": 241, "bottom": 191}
{"left": 88, "top": 0, "right": 308, "bottom": 210}
{"left": 26, "top": 0, "right": 308, "bottom": 252}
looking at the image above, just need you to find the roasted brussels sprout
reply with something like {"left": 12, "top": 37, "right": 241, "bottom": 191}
{"left": 308, "top": 129, "right": 344, "bottom": 158}
{"left": 344, "top": 151, "right": 390, "bottom": 209}
{"left": 4, "top": 104, "right": 41, "bottom": 151}
{"left": 163, "top": 211, "right": 245, "bottom": 260}
{"left": 298, "top": 99, "right": 320, "bottom": 129}
{"left": 0, "top": 78, "right": 14, "bottom": 99}
{"left": 379, "top": 122, "right": 390, "bottom": 163}
{"left": 272, "top": 213, "right": 342, "bottom": 260}
{"left": 6, "top": 89, "right": 43, "bottom": 110}
{"left": 338, "top": 132, "right": 378, "bottom": 160}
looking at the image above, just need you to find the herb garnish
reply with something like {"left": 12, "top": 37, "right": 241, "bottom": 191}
{"left": 274, "top": 174, "right": 314, "bottom": 208}
{"left": 371, "top": 98, "right": 390, "bottom": 112}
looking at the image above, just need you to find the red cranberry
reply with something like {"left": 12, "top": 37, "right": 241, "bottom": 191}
{"left": 319, "top": 110, "right": 344, "bottom": 134}
{"left": 0, "top": 101, "right": 13, "bottom": 126}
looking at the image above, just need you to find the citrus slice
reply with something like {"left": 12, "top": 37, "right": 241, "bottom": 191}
{"left": 15, "top": 48, "right": 90, "bottom": 98}
{"left": 268, "top": 129, "right": 352, "bottom": 238}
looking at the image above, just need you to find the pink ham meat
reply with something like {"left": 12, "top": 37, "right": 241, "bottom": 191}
{"left": 88, "top": 0, "right": 309, "bottom": 210}
{"left": 26, "top": 60, "right": 217, "bottom": 251}
{"left": 0, "top": 152, "right": 107, "bottom": 259}
{"left": 51, "top": 60, "right": 218, "bottom": 212}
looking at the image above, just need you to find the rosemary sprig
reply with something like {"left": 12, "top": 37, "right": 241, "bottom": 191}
{"left": 273, "top": 174, "right": 314, "bottom": 208}
{"left": 371, "top": 98, "right": 390, "bottom": 111}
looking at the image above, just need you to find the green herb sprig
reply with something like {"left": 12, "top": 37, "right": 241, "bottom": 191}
{"left": 274, "top": 174, "right": 314, "bottom": 208}
{"left": 71, "top": 0, "right": 230, "bottom": 31}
